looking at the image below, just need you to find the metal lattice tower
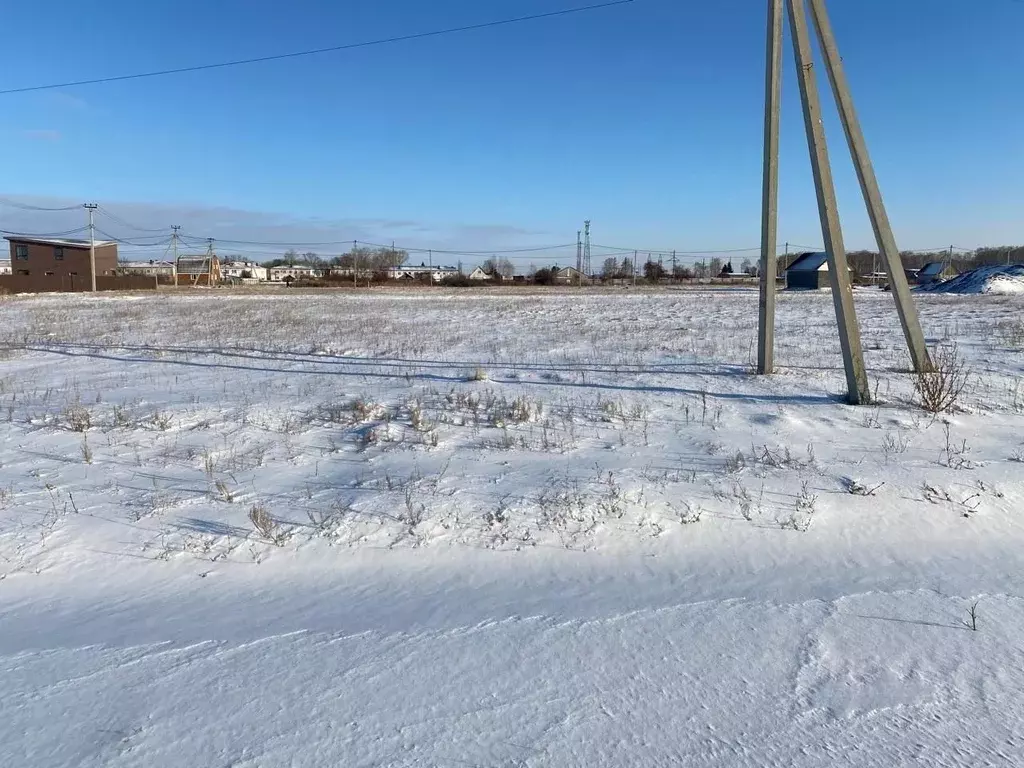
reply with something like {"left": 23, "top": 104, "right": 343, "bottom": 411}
{"left": 583, "top": 220, "right": 592, "bottom": 277}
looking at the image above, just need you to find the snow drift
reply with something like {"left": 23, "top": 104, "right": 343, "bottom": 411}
{"left": 920, "top": 264, "right": 1024, "bottom": 295}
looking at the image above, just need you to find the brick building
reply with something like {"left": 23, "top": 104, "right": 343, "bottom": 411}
{"left": 176, "top": 254, "right": 221, "bottom": 286}
{"left": 4, "top": 235, "right": 117, "bottom": 288}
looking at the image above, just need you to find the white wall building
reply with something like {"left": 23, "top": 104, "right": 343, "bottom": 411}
{"left": 467, "top": 266, "right": 494, "bottom": 281}
{"left": 118, "top": 260, "right": 176, "bottom": 277}
{"left": 387, "top": 264, "right": 459, "bottom": 281}
{"left": 269, "top": 265, "right": 319, "bottom": 282}
{"left": 0, "top": 258, "right": 11, "bottom": 275}
{"left": 222, "top": 261, "right": 268, "bottom": 281}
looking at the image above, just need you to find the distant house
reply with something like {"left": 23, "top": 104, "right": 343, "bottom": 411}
{"left": 387, "top": 264, "right": 459, "bottom": 282}
{"left": 221, "top": 261, "right": 268, "bottom": 282}
{"left": 119, "top": 260, "right": 175, "bottom": 278}
{"left": 915, "top": 261, "right": 955, "bottom": 286}
{"left": 0, "top": 258, "right": 10, "bottom": 275}
{"left": 784, "top": 252, "right": 853, "bottom": 290}
{"left": 468, "top": 266, "right": 493, "bottom": 281}
{"left": 4, "top": 235, "right": 117, "bottom": 290}
{"left": 269, "top": 264, "right": 318, "bottom": 282}
{"left": 551, "top": 265, "right": 583, "bottom": 285}
{"left": 176, "top": 254, "right": 221, "bottom": 286}
{"left": 327, "top": 266, "right": 370, "bottom": 280}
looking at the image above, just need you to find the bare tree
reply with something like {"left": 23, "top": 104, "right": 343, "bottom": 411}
{"left": 602, "top": 257, "right": 619, "bottom": 279}
{"left": 643, "top": 261, "right": 666, "bottom": 282}
{"left": 482, "top": 257, "right": 514, "bottom": 278}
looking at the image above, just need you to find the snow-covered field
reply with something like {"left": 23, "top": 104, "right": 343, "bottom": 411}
{"left": 2, "top": 287, "right": 1023, "bottom": 767}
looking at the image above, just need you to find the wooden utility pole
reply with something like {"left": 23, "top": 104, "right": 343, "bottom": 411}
{"left": 758, "top": 0, "right": 784, "bottom": 374}
{"left": 805, "top": 0, "right": 930, "bottom": 374}
{"left": 171, "top": 225, "right": 181, "bottom": 286}
{"left": 787, "top": 0, "right": 869, "bottom": 404}
{"left": 84, "top": 203, "right": 98, "bottom": 292}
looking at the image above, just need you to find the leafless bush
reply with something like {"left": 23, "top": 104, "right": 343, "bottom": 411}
{"left": 732, "top": 482, "right": 764, "bottom": 521}
{"left": 939, "top": 423, "right": 974, "bottom": 470}
{"left": 400, "top": 487, "right": 425, "bottom": 535}
{"left": 797, "top": 480, "right": 817, "bottom": 512}
{"left": 781, "top": 480, "right": 817, "bottom": 532}
{"left": 922, "top": 483, "right": 952, "bottom": 505}
{"left": 149, "top": 410, "right": 173, "bottom": 431}
{"left": 80, "top": 435, "right": 93, "bottom": 464}
{"left": 963, "top": 600, "right": 980, "bottom": 631}
{"left": 493, "top": 395, "right": 541, "bottom": 426}
{"left": 110, "top": 404, "right": 135, "bottom": 429}
{"left": 307, "top": 503, "right": 352, "bottom": 538}
{"left": 317, "top": 402, "right": 354, "bottom": 424}
{"left": 408, "top": 401, "right": 435, "bottom": 433}
{"left": 673, "top": 501, "right": 703, "bottom": 524}
{"left": 750, "top": 444, "right": 806, "bottom": 470}
{"left": 202, "top": 449, "right": 216, "bottom": 478}
{"left": 352, "top": 398, "right": 386, "bottom": 421}
{"left": 914, "top": 344, "right": 971, "bottom": 413}
{"left": 595, "top": 472, "right": 627, "bottom": 519}
{"left": 248, "top": 503, "right": 287, "bottom": 545}
{"left": 63, "top": 404, "right": 92, "bottom": 432}
{"left": 724, "top": 451, "right": 746, "bottom": 474}
{"left": 881, "top": 431, "right": 909, "bottom": 462}
{"left": 214, "top": 480, "right": 234, "bottom": 503}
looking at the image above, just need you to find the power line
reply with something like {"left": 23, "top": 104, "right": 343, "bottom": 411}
{"left": 0, "top": 226, "right": 90, "bottom": 237}
{"left": 0, "top": 197, "right": 81, "bottom": 212}
{"left": 592, "top": 243, "right": 764, "bottom": 256}
{"left": 97, "top": 207, "right": 171, "bottom": 233}
{"left": 93, "top": 228, "right": 172, "bottom": 247}
{"left": 173, "top": 234, "right": 577, "bottom": 254}
{"left": 0, "top": 0, "right": 636, "bottom": 96}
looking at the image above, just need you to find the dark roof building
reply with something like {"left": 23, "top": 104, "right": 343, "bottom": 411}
{"left": 915, "top": 261, "right": 954, "bottom": 285}
{"left": 784, "top": 252, "right": 830, "bottom": 290}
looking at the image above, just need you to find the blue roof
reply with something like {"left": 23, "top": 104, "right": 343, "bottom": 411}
{"left": 786, "top": 252, "right": 829, "bottom": 271}
{"left": 918, "top": 262, "right": 945, "bottom": 276}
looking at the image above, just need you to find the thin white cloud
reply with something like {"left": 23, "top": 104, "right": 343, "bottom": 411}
{"left": 22, "top": 129, "right": 61, "bottom": 141}
{"left": 0, "top": 195, "right": 559, "bottom": 260}
{"left": 46, "top": 92, "right": 89, "bottom": 110}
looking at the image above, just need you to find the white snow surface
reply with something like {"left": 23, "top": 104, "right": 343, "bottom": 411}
{"left": 1, "top": 287, "right": 1023, "bottom": 767}
{"left": 921, "top": 263, "right": 1024, "bottom": 295}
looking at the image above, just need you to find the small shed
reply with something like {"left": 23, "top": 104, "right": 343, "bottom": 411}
{"left": 176, "top": 255, "right": 221, "bottom": 286}
{"left": 552, "top": 265, "right": 583, "bottom": 285}
{"left": 915, "top": 261, "right": 955, "bottom": 286}
{"left": 784, "top": 252, "right": 853, "bottom": 290}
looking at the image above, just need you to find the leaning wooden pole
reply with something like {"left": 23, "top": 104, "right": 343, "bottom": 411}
{"left": 805, "top": 0, "right": 931, "bottom": 374}
{"left": 787, "top": 0, "right": 870, "bottom": 404}
{"left": 758, "top": 0, "right": 784, "bottom": 375}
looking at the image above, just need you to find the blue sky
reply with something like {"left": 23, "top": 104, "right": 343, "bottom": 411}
{"left": 1, "top": 0, "right": 1022, "bottom": 265}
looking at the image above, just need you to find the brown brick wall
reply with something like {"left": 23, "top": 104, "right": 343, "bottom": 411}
{"left": 7, "top": 240, "right": 118, "bottom": 281}
{"left": 0, "top": 274, "right": 157, "bottom": 294}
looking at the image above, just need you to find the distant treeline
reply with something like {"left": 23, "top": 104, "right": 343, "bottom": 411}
{"left": 781, "top": 246, "right": 1024, "bottom": 275}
